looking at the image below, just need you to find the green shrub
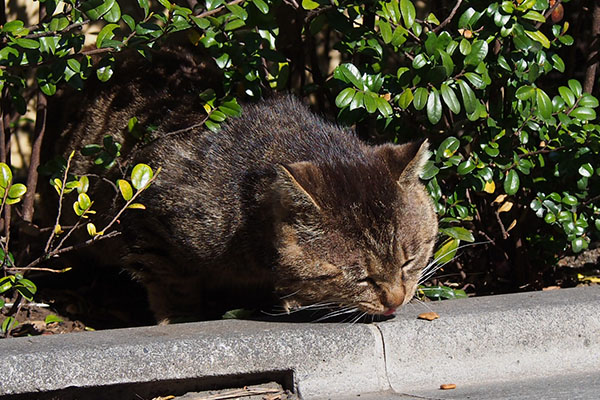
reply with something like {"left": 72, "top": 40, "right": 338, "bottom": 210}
{"left": 0, "top": 0, "right": 598, "bottom": 327}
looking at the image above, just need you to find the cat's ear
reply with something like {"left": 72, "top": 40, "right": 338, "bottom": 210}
{"left": 273, "top": 162, "right": 322, "bottom": 211}
{"left": 373, "top": 139, "right": 430, "bottom": 184}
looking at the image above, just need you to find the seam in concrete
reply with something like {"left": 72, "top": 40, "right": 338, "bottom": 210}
{"left": 371, "top": 322, "right": 393, "bottom": 391}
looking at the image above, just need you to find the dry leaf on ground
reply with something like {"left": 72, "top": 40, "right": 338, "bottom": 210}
{"left": 417, "top": 312, "right": 439, "bottom": 321}
{"left": 440, "top": 383, "right": 457, "bottom": 390}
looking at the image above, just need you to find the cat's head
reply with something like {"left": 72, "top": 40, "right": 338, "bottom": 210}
{"left": 271, "top": 140, "right": 438, "bottom": 316}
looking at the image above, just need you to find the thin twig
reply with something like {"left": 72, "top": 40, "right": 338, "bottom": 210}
{"left": 535, "top": 0, "right": 562, "bottom": 30}
{"left": 24, "top": 231, "right": 121, "bottom": 269}
{"left": 433, "top": 0, "right": 463, "bottom": 33}
{"left": 194, "top": 0, "right": 246, "bottom": 18}
{"left": 495, "top": 210, "right": 509, "bottom": 239}
{"left": 99, "top": 169, "right": 161, "bottom": 235}
{"left": 43, "top": 152, "right": 74, "bottom": 254}
{"left": 5, "top": 266, "right": 71, "bottom": 273}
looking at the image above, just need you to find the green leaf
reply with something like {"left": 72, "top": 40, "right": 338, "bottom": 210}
{"left": 138, "top": 0, "right": 149, "bottom": 17}
{"left": 81, "top": 0, "right": 116, "bottom": 20}
{"left": 0, "top": 276, "right": 14, "bottom": 293}
{"left": 552, "top": 54, "right": 565, "bottom": 73}
{"left": 433, "top": 238, "right": 459, "bottom": 265}
{"left": 104, "top": 1, "right": 121, "bottom": 22}
{"left": 302, "top": 0, "right": 319, "bottom": 9}
{"left": 15, "top": 278, "right": 37, "bottom": 300}
{"left": 349, "top": 91, "right": 363, "bottom": 111}
{"left": 2, "top": 316, "right": 18, "bottom": 333}
{"left": 78, "top": 193, "right": 92, "bottom": 210}
{"left": 579, "top": 94, "right": 599, "bottom": 108}
{"left": 131, "top": 164, "right": 153, "bottom": 190}
{"left": 398, "top": 88, "right": 414, "bottom": 109}
{"left": 522, "top": 10, "right": 545, "bottom": 22}
{"left": 558, "top": 86, "right": 576, "bottom": 108}
{"left": 7, "top": 183, "right": 26, "bottom": 199}
{"left": 438, "top": 136, "right": 460, "bottom": 158}
{"left": 571, "top": 237, "right": 588, "bottom": 253}
{"left": 413, "top": 87, "right": 428, "bottom": 111}
{"left": 335, "top": 87, "right": 355, "bottom": 108}
{"left": 459, "top": 39, "right": 471, "bottom": 55}
{"left": 442, "top": 226, "right": 475, "bottom": 242}
{"left": 0, "top": 164, "right": 12, "bottom": 188}
{"left": 117, "top": 179, "right": 133, "bottom": 201}
{"left": 457, "top": 159, "right": 475, "bottom": 175}
{"left": 157, "top": 0, "right": 172, "bottom": 10}
{"left": 96, "top": 23, "right": 120, "bottom": 48}
{"left": 525, "top": 30, "right": 550, "bottom": 48}
{"left": 419, "top": 285, "right": 467, "bottom": 300}
{"left": 379, "top": 20, "right": 393, "bottom": 44}
{"left": 440, "top": 84, "right": 461, "bottom": 114}
{"left": 205, "top": 120, "right": 220, "bottom": 132}
{"left": 464, "top": 72, "right": 484, "bottom": 89}
{"left": 2, "top": 20, "right": 24, "bottom": 33}
{"left": 252, "top": 0, "right": 269, "bottom": 13}
{"left": 438, "top": 50, "right": 454, "bottom": 76}
{"left": 426, "top": 88, "right": 442, "bottom": 124}
{"left": 504, "top": 170, "right": 520, "bottom": 195}
{"left": 400, "top": 0, "right": 416, "bottom": 28}
{"left": 338, "top": 63, "right": 363, "bottom": 89}
{"left": 224, "top": 19, "right": 245, "bottom": 31}
{"left": 458, "top": 7, "right": 479, "bottom": 28}
{"left": 191, "top": 16, "right": 210, "bottom": 29}
{"left": 535, "top": 89, "right": 553, "bottom": 119}
{"left": 412, "top": 53, "right": 428, "bottom": 69}
{"left": 14, "top": 38, "right": 39, "bottom": 49}
{"left": 45, "top": 315, "right": 64, "bottom": 324}
{"left": 97, "top": 62, "right": 114, "bottom": 82}
{"left": 364, "top": 92, "right": 378, "bottom": 113}
{"left": 457, "top": 80, "right": 476, "bottom": 114}
{"left": 420, "top": 161, "right": 439, "bottom": 180}
{"left": 127, "top": 202, "right": 146, "bottom": 209}
{"left": 425, "top": 12, "right": 440, "bottom": 25}
{"left": 78, "top": 176, "right": 90, "bottom": 194}
{"left": 568, "top": 79, "right": 583, "bottom": 97}
{"left": 222, "top": 308, "right": 255, "bottom": 319}
{"left": 570, "top": 107, "right": 596, "bottom": 120}
{"left": 376, "top": 97, "right": 393, "bottom": 117}
{"left": 209, "top": 110, "right": 227, "bottom": 122}
{"left": 87, "top": 222, "right": 97, "bottom": 236}
{"left": 464, "top": 40, "right": 488, "bottom": 66}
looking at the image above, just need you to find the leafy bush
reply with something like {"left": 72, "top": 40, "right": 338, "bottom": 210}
{"left": 1, "top": 0, "right": 599, "bottom": 330}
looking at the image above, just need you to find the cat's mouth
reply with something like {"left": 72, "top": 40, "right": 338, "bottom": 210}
{"left": 357, "top": 302, "right": 397, "bottom": 316}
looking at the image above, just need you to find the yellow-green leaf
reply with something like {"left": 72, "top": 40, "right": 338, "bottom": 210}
{"left": 131, "top": 164, "right": 153, "bottom": 190}
{"left": 118, "top": 179, "right": 133, "bottom": 201}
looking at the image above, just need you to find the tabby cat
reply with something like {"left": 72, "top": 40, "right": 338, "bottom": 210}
{"left": 47, "top": 49, "right": 438, "bottom": 323}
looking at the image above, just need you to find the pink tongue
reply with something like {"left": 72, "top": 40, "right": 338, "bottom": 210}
{"left": 383, "top": 308, "right": 396, "bottom": 316}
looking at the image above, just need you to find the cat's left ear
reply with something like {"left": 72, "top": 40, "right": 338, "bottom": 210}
{"left": 373, "top": 139, "right": 430, "bottom": 184}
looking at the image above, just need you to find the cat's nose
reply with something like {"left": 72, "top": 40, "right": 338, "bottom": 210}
{"left": 380, "top": 284, "right": 405, "bottom": 311}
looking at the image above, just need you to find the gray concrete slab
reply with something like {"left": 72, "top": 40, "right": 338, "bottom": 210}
{"left": 378, "top": 286, "right": 600, "bottom": 395}
{"left": 1, "top": 320, "right": 388, "bottom": 398}
{"left": 327, "top": 371, "right": 600, "bottom": 399}
{"left": 1, "top": 286, "right": 599, "bottom": 399}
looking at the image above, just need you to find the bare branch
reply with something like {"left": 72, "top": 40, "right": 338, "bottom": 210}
{"left": 195, "top": 0, "right": 247, "bottom": 18}
{"left": 433, "top": 0, "right": 463, "bottom": 33}
{"left": 535, "top": 0, "right": 562, "bottom": 30}
{"left": 584, "top": 1, "right": 600, "bottom": 94}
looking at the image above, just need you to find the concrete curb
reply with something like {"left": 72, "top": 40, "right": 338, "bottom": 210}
{"left": 1, "top": 286, "right": 599, "bottom": 399}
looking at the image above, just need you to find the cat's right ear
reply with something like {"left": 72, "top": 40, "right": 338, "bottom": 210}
{"left": 273, "top": 162, "right": 322, "bottom": 212}
{"left": 373, "top": 139, "right": 430, "bottom": 184}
